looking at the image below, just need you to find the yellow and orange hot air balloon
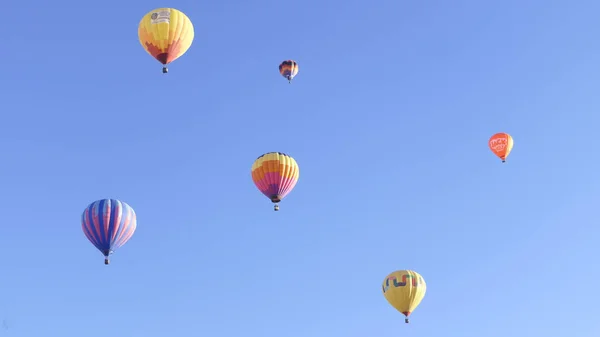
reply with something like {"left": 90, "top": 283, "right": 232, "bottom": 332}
{"left": 138, "top": 8, "right": 195, "bottom": 73}
{"left": 251, "top": 152, "right": 299, "bottom": 211}
{"left": 382, "top": 270, "right": 427, "bottom": 324}
{"left": 488, "top": 132, "right": 514, "bottom": 163}
{"left": 279, "top": 60, "right": 299, "bottom": 83}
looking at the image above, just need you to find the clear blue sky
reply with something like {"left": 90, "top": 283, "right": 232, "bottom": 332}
{"left": 1, "top": 0, "right": 599, "bottom": 336}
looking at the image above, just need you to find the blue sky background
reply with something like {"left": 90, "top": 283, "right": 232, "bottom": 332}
{"left": 1, "top": 0, "right": 599, "bottom": 336}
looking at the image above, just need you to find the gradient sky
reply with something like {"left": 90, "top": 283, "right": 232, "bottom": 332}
{"left": 1, "top": 0, "right": 599, "bottom": 336}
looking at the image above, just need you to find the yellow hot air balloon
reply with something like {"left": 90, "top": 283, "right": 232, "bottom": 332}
{"left": 382, "top": 270, "right": 426, "bottom": 323}
{"left": 138, "top": 8, "right": 195, "bottom": 73}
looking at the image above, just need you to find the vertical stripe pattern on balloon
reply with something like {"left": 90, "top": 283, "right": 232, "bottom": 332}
{"left": 81, "top": 199, "right": 137, "bottom": 256}
{"left": 279, "top": 60, "right": 299, "bottom": 80}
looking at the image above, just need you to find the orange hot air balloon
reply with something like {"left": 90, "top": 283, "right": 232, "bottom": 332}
{"left": 488, "top": 132, "right": 514, "bottom": 163}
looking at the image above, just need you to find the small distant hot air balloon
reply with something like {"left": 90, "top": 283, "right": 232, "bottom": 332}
{"left": 488, "top": 132, "right": 514, "bottom": 163}
{"left": 81, "top": 199, "right": 137, "bottom": 265}
{"left": 251, "top": 152, "right": 299, "bottom": 211}
{"left": 138, "top": 8, "right": 195, "bottom": 73}
{"left": 279, "top": 60, "right": 299, "bottom": 83}
{"left": 382, "top": 270, "right": 427, "bottom": 324}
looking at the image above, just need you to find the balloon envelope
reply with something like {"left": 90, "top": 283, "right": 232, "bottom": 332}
{"left": 279, "top": 60, "right": 299, "bottom": 82}
{"left": 488, "top": 132, "right": 514, "bottom": 162}
{"left": 251, "top": 152, "right": 299, "bottom": 209}
{"left": 382, "top": 270, "right": 427, "bottom": 323}
{"left": 138, "top": 8, "right": 194, "bottom": 69}
{"left": 81, "top": 199, "right": 137, "bottom": 263}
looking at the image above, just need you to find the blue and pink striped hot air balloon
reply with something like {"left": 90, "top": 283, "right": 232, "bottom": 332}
{"left": 81, "top": 199, "right": 137, "bottom": 265}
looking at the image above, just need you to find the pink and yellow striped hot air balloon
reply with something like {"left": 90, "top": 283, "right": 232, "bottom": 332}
{"left": 251, "top": 152, "right": 300, "bottom": 211}
{"left": 138, "top": 8, "right": 195, "bottom": 73}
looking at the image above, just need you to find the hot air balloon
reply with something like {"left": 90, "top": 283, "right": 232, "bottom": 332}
{"left": 279, "top": 60, "right": 299, "bottom": 83}
{"left": 81, "top": 199, "right": 137, "bottom": 265}
{"left": 138, "top": 8, "right": 195, "bottom": 73}
{"left": 488, "top": 132, "right": 514, "bottom": 163}
{"left": 382, "top": 270, "right": 427, "bottom": 323}
{"left": 251, "top": 152, "right": 299, "bottom": 211}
